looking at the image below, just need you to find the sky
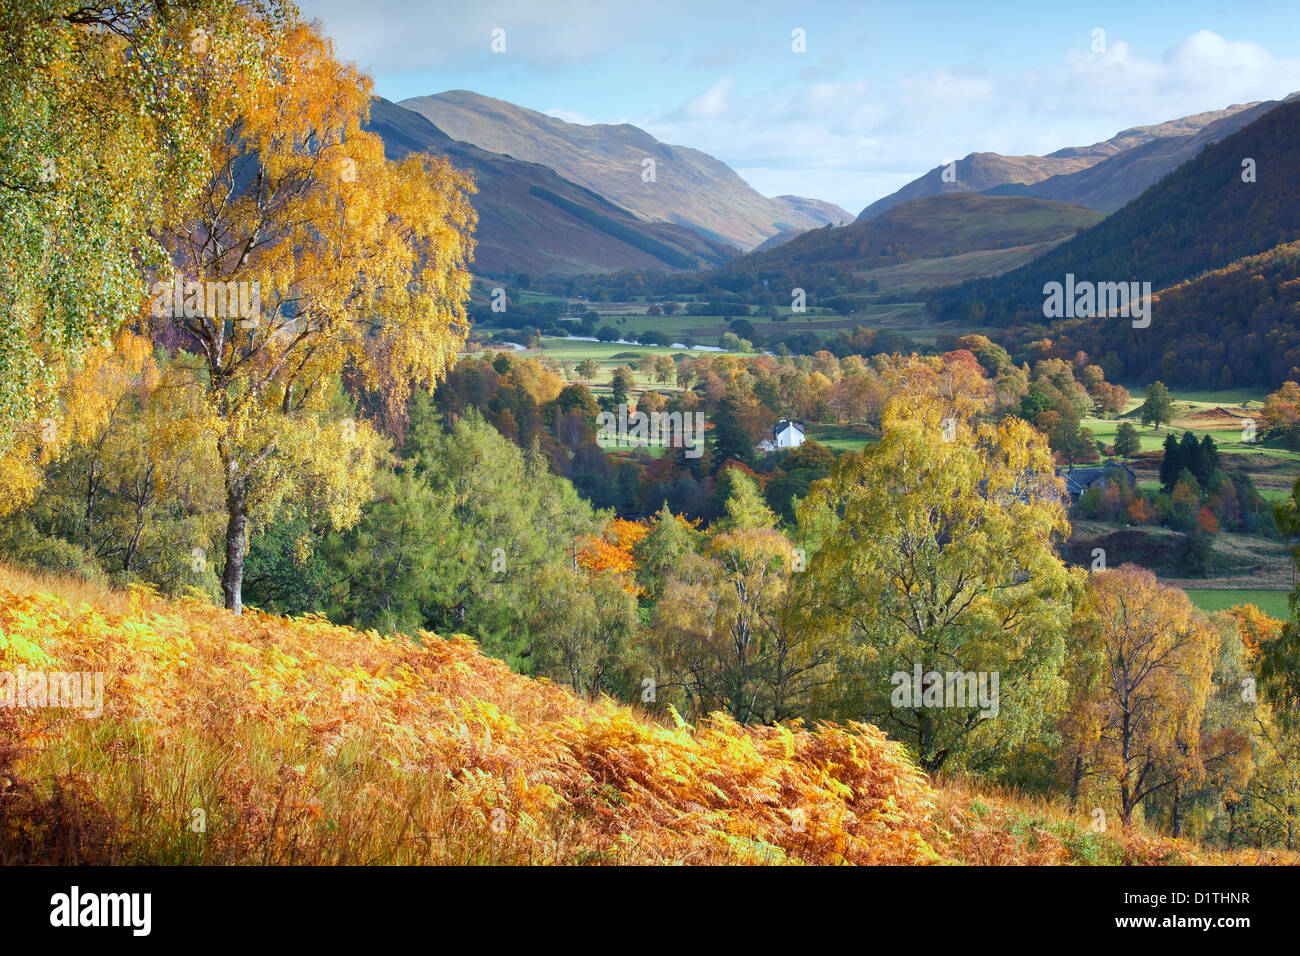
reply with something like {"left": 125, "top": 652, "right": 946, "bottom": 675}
{"left": 296, "top": 0, "right": 1300, "bottom": 215}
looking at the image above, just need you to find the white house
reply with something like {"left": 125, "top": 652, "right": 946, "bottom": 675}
{"left": 757, "top": 420, "right": 805, "bottom": 453}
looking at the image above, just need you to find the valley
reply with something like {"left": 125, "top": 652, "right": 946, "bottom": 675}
{"left": 7, "top": 3, "right": 1300, "bottom": 884}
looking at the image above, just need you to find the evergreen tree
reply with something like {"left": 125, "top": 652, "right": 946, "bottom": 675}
{"left": 709, "top": 395, "right": 753, "bottom": 473}
{"left": 1113, "top": 421, "right": 1141, "bottom": 458}
{"left": 1159, "top": 432, "right": 1182, "bottom": 491}
{"left": 633, "top": 505, "right": 705, "bottom": 601}
{"left": 610, "top": 366, "right": 636, "bottom": 407}
{"left": 715, "top": 468, "right": 778, "bottom": 531}
{"left": 1179, "top": 430, "right": 1202, "bottom": 484}
{"left": 1195, "top": 434, "right": 1221, "bottom": 484}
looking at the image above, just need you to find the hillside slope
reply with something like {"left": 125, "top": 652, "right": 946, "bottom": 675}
{"left": 988, "top": 94, "right": 1300, "bottom": 214}
{"left": 1, "top": 565, "right": 1277, "bottom": 865}
{"left": 860, "top": 99, "right": 1281, "bottom": 220}
{"left": 747, "top": 194, "right": 1103, "bottom": 267}
{"left": 1008, "top": 240, "right": 1300, "bottom": 390}
{"left": 365, "top": 98, "right": 736, "bottom": 277}
{"left": 929, "top": 100, "right": 1300, "bottom": 328}
{"left": 399, "top": 90, "right": 851, "bottom": 249}
{"left": 712, "top": 193, "right": 1104, "bottom": 294}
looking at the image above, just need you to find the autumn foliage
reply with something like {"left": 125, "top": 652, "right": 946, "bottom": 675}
{"left": 2, "top": 564, "right": 1280, "bottom": 865}
{"left": 576, "top": 519, "right": 648, "bottom": 594}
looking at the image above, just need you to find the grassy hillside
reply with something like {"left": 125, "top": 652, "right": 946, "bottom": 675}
{"left": 1016, "top": 97, "right": 1292, "bottom": 213}
{"left": 684, "top": 194, "right": 1103, "bottom": 310}
{"left": 733, "top": 193, "right": 1103, "bottom": 273}
{"left": 1, "top": 564, "right": 1287, "bottom": 865}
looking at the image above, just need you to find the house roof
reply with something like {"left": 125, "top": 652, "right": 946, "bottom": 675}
{"left": 774, "top": 420, "right": 804, "bottom": 436}
{"left": 1056, "top": 460, "right": 1136, "bottom": 496}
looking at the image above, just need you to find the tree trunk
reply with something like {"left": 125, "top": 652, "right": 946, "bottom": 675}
{"left": 124, "top": 520, "right": 143, "bottom": 573}
{"left": 222, "top": 490, "right": 249, "bottom": 614}
{"left": 1069, "top": 753, "right": 1083, "bottom": 813}
{"left": 82, "top": 461, "right": 100, "bottom": 549}
{"left": 1120, "top": 704, "right": 1134, "bottom": 825}
{"left": 1171, "top": 781, "right": 1184, "bottom": 838}
{"left": 124, "top": 467, "right": 152, "bottom": 574}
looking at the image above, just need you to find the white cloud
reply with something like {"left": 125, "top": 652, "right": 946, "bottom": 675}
{"left": 641, "top": 30, "right": 1300, "bottom": 213}
{"left": 683, "top": 78, "right": 735, "bottom": 120}
{"left": 294, "top": 6, "right": 1300, "bottom": 214}
{"left": 298, "top": 0, "right": 629, "bottom": 73}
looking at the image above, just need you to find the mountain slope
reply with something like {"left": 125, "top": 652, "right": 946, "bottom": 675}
{"left": 989, "top": 95, "right": 1300, "bottom": 213}
{"left": 713, "top": 193, "right": 1104, "bottom": 294}
{"left": 929, "top": 99, "right": 1300, "bottom": 328}
{"left": 398, "top": 90, "right": 851, "bottom": 249}
{"left": 860, "top": 99, "right": 1282, "bottom": 220}
{"left": 748, "top": 193, "right": 1103, "bottom": 267}
{"left": 365, "top": 98, "right": 736, "bottom": 277}
{"left": 1002, "top": 240, "right": 1300, "bottom": 390}
{"left": 2, "top": 563, "right": 1269, "bottom": 865}
{"left": 773, "top": 194, "right": 852, "bottom": 227}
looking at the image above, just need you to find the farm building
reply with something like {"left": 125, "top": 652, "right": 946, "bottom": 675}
{"left": 757, "top": 420, "right": 806, "bottom": 453}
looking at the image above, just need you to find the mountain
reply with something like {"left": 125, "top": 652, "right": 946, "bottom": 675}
{"left": 859, "top": 99, "right": 1288, "bottom": 220}
{"left": 365, "top": 98, "right": 736, "bottom": 277}
{"left": 750, "top": 227, "right": 807, "bottom": 253}
{"left": 988, "top": 95, "right": 1300, "bottom": 213}
{"left": 398, "top": 90, "right": 851, "bottom": 249}
{"left": 714, "top": 193, "right": 1104, "bottom": 294}
{"left": 928, "top": 99, "right": 1300, "bottom": 330}
{"left": 772, "top": 195, "right": 852, "bottom": 226}
{"left": 996, "top": 240, "right": 1300, "bottom": 391}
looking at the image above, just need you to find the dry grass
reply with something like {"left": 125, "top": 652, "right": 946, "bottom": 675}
{"left": 1, "top": 563, "right": 1289, "bottom": 865}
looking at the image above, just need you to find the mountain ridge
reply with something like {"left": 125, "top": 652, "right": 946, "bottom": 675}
{"left": 859, "top": 97, "right": 1292, "bottom": 220}
{"left": 398, "top": 89, "right": 851, "bottom": 250}
{"left": 927, "top": 99, "right": 1300, "bottom": 327}
{"left": 365, "top": 97, "right": 737, "bottom": 277}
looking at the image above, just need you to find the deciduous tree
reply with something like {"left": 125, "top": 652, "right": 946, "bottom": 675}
{"left": 150, "top": 24, "right": 476, "bottom": 612}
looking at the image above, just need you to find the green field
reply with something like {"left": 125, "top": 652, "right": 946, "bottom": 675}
{"left": 508, "top": 296, "right": 992, "bottom": 351}
{"left": 804, "top": 423, "right": 877, "bottom": 453}
{"left": 531, "top": 337, "right": 698, "bottom": 363}
{"left": 1082, "top": 388, "right": 1300, "bottom": 464}
{"left": 524, "top": 337, "right": 703, "bottom": 392}
{"left": 1184, "top": 588, "right": 1291, "bottom": 619}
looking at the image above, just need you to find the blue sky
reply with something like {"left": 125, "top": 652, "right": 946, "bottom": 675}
{"left": 298, "top": 0, "right": 1300, "bottom": 214}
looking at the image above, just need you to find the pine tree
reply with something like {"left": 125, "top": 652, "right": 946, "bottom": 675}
{"left": 1180, "top": 430, "right": 1202, "bottom": 484}
{"left": 1159, "top": 432, "right": 1182, "bottom": 491}
{"left": 1196, "top": 434, "right": 1221, "bottom": 484}
{"left": 610, "top": 366, "right": 636, "bottom": 407}
{"left": 709, "top": 395, "right": 753, "bottom": 473}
